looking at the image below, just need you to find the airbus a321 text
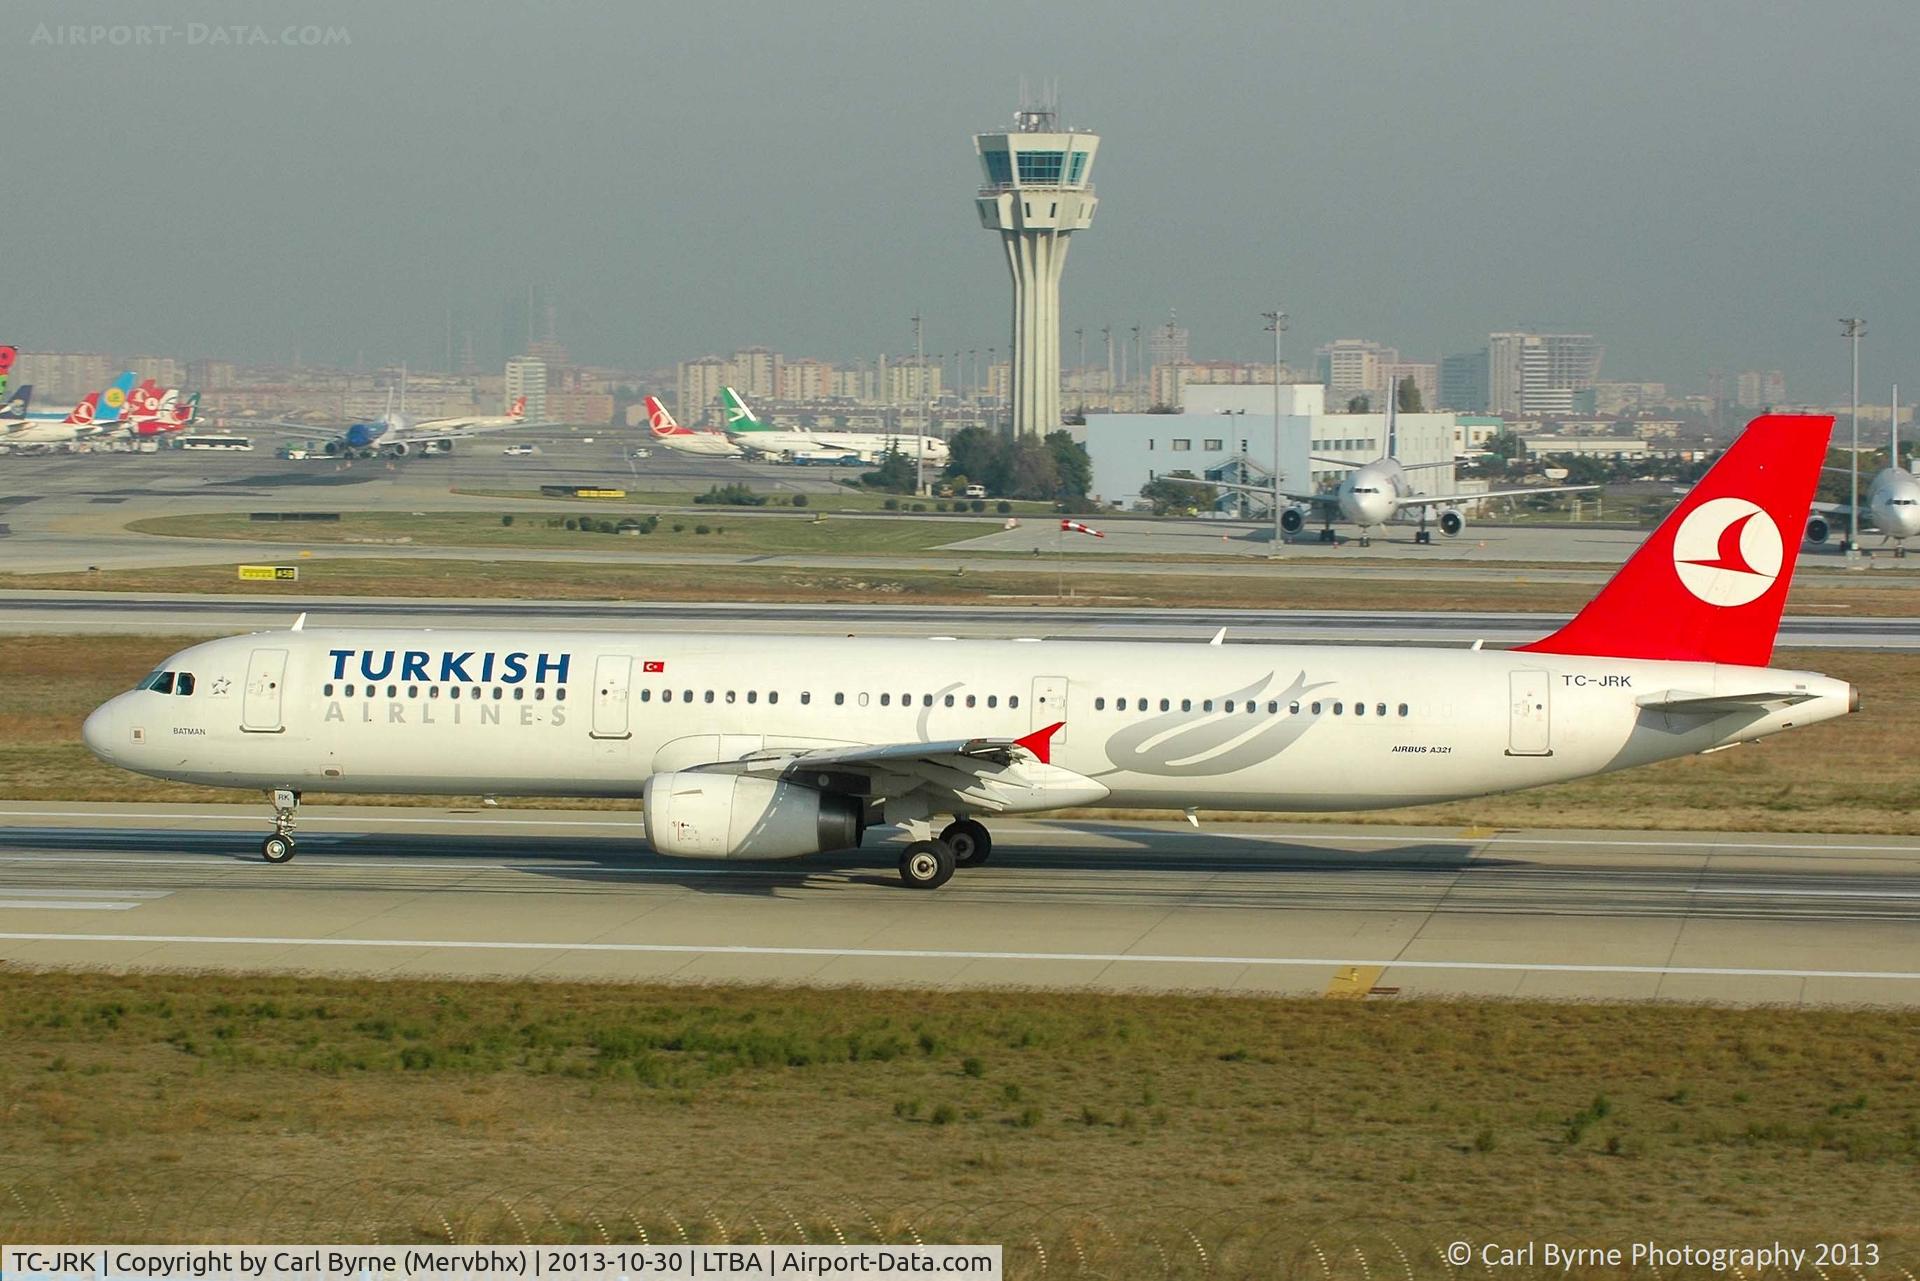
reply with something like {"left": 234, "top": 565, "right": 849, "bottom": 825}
{"left": 83, "top": 415, "right": 1855, "bottom": 889}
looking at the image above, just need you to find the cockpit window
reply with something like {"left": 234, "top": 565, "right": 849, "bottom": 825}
{"left": 142, "top": 670, "right": 176, "bottom": 694}
{"left": 176, "top": 673, "right": 195, "bottom": 696}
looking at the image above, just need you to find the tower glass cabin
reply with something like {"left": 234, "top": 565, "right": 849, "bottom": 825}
{"left": 975, "top": 105, "right": 1099, "bottom": 437}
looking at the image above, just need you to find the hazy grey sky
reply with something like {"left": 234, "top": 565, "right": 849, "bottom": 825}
{"left": 7, "top": 0, "right": 1916, "bottom": 400}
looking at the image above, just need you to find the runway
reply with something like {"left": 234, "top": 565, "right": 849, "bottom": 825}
{"left": 3, "top": 590, "right": 1915, "bottom": 648}
{"left": 1, "top": 802, "right": 1916, "bottom": 1005}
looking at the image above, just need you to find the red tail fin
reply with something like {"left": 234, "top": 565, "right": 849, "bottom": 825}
{"left": 645, "top": 396, "right": 687, "bottom": 436}
{"left": 1517, "top": 414, "right": 1832, "bottom": 668}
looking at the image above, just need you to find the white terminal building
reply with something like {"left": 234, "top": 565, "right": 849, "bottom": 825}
{"left": 1069, "top": 384, "right": 1474, "bottom": 513}
{"left": 974, "top": 100, "right": 1099, "bottom": 437}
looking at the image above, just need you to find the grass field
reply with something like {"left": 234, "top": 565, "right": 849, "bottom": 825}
{"left": 127, "top": 511, "right": 1000, "bottom": 556}
{"left": 5, "top": 634, "right": 1915, "bottom": 832}
{"left": 10, "top": 555, "right": 1920, "bottom": 617}
{"left": 0, "top": 971, "right": 1913, "bottom": 1262}
{"left": 454, "top": 486, "right": 1060, "bottom": 515}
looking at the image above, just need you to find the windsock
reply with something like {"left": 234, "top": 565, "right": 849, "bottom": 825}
{"left": 1060, "top": 519, "right": 1105, "bottom": 538}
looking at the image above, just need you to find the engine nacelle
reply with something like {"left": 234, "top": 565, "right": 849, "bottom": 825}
{"left": 1805, "top": 514, "right": 1830, "bottom": 545}
{"left": 323, "top": 439, "right": 345, "bottom": 456}
{"left": 1438, "top": 507, "right": 1465, "bottom": 537}
{"left": 1279, "top": 506, "right": 1307, "bottom": 535}
{"left": 643, "top": 773, "right": 864, "bottom": 860}
{"left": 387, "top": 440, "right": 411, "bottom": 457}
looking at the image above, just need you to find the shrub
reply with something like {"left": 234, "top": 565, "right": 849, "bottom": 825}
{"left": 962, "top": 1056, "right": 985, "bottom": 1078}
{"left": 911, "top": 502, "right": 927, "bottom": 512}
{"left": 694, "top": 524, "right": 711, "bottom": 535}
{"left": 791, "top": 493, "right": 809, "bottom": 508}
{"left": 935, "top": 501, "right": 949, "bottom": 512}
{"left": 694, "top": 483, "right": 766, "bottom": 507}
{"left": 671, "top": 523, "right": 685, "bottom": 533}
{"left": 563, "top": 518, "right": 577, "bottom": 531}
{"left": 996, "top": 501, "right": 1012, "bottom": 514}
{"left": 596, "top": 519, "right": 616, "bottom": 534}
{"left": 971, "top": 499, "right": 986, "bottom": 513}
{"left": 883, "top": 498, "right": 900, "bottom": 511}
{"left": 930, "top": 1102, "right": 958, "bottom": 1126}
{"left": 500, "top": 514, "right": 515, "bottom": 527}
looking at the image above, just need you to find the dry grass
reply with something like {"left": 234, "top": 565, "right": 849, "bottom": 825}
{"left": 0, "top": 971, "right": 1914, "bottom": 1255}
{"left": 2, "top": 635, "right": 1914, "bottom": 831}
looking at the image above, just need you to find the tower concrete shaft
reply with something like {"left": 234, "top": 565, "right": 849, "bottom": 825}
{"left": 975, "top": 104, "right": 1098, "bottom": 437}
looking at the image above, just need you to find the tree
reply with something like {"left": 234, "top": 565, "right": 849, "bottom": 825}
{"left": 1396, "top": 377, "right": 1423, "bottom": 413}
{"left": 1045, "top": 430, "right": 1093, "bottom": 499}
{"left": 943, "top": 426, "right": 1012, "bottom": 494}
{"left": 861, "top": 446, "right": 917, "bottom": 494}
{"left": 1138, "top": 470, "right": 1218, "bottom": 516}
{"left": 1346, "top": 394, "right": 1370, "bottom": 414}
{"left": 1008, "top": 437, "right": 1060, "bottom": 500}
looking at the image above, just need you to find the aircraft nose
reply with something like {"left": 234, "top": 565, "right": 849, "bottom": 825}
{"left": 82, "top": 698, "right": 122, "bottom": 762}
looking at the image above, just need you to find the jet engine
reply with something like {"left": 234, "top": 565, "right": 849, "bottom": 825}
{"left": 387, "top": 440, "right": 410, "bottom": 457}
{"left": 323, "top": 439, "right": 345, "bottom": 456}
{"left": 1279, "top": 506, "right": 1307, "bottom": 535}
{"left": 1438, "top": 508, "right": 1465, "bottom": 537}
{"left": 642, "top": 773, "right": 865, "bottom": 860}
{"left": 1805, "top": 515, "right": 1830, "bottom": 545}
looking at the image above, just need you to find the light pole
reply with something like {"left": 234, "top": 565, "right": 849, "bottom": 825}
{"left": 1262, "top": 308, "right": 1290, "bottom": 548}
{"left": 1842, "top": 318, "right": 1865, "bottom": 557}
{"left": 911, "top": 313, "right": 927, "bottom": 495}
{"left": 1074, "top": 327, "right": 1086, "bottom": 416}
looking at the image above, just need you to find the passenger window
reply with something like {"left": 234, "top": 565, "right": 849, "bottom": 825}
{"left": 640, "top": 689, "right": 651, "bottom": 702}
{"left": 449, "top": 686, "right": 459, "bottom": 700}
{"left": 987, "top": 696, "right": 997, "bottom": 708}
{"left": 1355, "top": 703, "right": 1365, "bottom": 717}
{"left": 1311, "top": 701, "right": 1322, "bottom": 714}
{"left": 881, "top": 693, "right": 891, "bottom": 706}
{"left": 858, "top": 692, "right": 869, "bottom": 707}
{"left": 1398, "top": 703, "right": 1409, "bottom": 717}
{"left": 1159, "top": 698, "right": 1170, "bottom": 711}
{"left": 725, "top": 690, "right": 736, "bottom": 704}
{"left": 491, "top": 687, "right": 503, "bottom": 700}
{"left": 1095, "top": 697, "right": 1106, "bottom": 711}
{"left": 662, "top": 689, "right": 673, "bottom": 702}
{"left": 1267, "top": 701, "right": 1278, "bottom": 713}
{"left": 556, "top": 688, "right": 567, "bottom": 702}
{"left": 1009, "top": 696, "right": 1019, "bottom": 709}
{"left": 1289, "top": 701, "right": 1299, "bottom": 714}
{"left": 1334, "top": 702, "right": 1344, "bottom": 715}
{"left": 1202, "top": 700, "right": 1214, "bottom": 712}
{"left": 682, "top": 690, "right": 692, "bottom": 702}
{"left": 1181, "top": 699, "right": 1191, "bottom": 712}
{"left": 944, "top": 694, "right": 955, "bottom": 707}
{"left": 704, "top": 690, "right": 715, "bottom": 704}
{"left": 513, "top": 688, "right": 525, "bottom": 701}
{"left": 746, "top": 691, "right": 757, "bottom": 704}
{"left": 471, "top": 686, "right": 482, "bottom": 701}
{"left": 1377, "top": 703, "right": 1388, "bottom": 717}
{"left": 834, "top": 693, "right": 844, "bottom": 706}
{"left": 534, "top": 687, "right": 544, "bottom": 701}
{"left": 387, "top": 684, "right": 398, "bottom": 698}
{"left": 965, "top": 695, "right": 976, "bottom": 708}
{"left": 408, "top": 685, "right": 419, "bottom": 699}
{"left": 1247, "top": 701, "right": 1257, "bottom": 714}
{"left": 324, "top": 683, "right": 335, "bottom": 697}
{"left": 1224, "top": 700, "right": 1235, "bottom": 712}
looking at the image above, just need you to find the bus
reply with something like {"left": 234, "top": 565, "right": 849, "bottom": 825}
{"left": 177, "top": 434, "right": 254, "bottom": 451}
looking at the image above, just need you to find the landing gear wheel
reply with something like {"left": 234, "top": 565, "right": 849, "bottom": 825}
{"left": 262, "top": 835, "right": 296, "bottom": 863}
{"left": 899, "top": 840, "right": 955, "bottom": 890}
{"left": 941, "top": 819, "right": 992, "bottom": 867}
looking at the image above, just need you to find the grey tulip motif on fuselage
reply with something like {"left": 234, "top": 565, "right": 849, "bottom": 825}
{"left": 1096, "top": 671, "right": 1333, "bottom": 777}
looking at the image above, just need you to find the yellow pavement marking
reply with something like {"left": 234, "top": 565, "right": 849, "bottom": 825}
{"left": 1325, "top": 965, "right": 1385, "bottom": 999}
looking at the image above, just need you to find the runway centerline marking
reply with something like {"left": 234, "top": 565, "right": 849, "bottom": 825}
{"left": 0, "top": 932, "right": 1916, "bottom": 982}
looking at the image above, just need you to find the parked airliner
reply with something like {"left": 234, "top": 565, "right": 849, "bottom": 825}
{"left": 644, "top": 396, "right": 743, "bottom": 457}
{"left": 1806, "top": 386, "right": 1920, "bottom": 555}
{"left": 720, "top": 388, "right": 949, "bottom": 465}
{"left": 83, "top": 415, "right": 1854, "bottom": 889}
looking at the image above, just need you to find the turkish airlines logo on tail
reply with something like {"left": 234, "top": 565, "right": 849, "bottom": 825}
{"left": 646, "top": 398, "right": 687, "bottom": 436}
{"left": 1672, "top": 497, "right": 1783, "bottom": 607}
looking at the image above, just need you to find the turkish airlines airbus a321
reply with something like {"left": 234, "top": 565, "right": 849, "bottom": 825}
{"left": 83, "top": 415, "right": 1855, "bottom": 889}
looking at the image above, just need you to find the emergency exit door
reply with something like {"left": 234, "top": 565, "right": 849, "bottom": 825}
{"left": 591, "top": 655, "right": 633, "bottom": 740}
{"left": 1031, "top": 676, "right": 1069, "bottom": 743}
{"left": 1507, "top": 670, "right": 1552, "bottom": 756}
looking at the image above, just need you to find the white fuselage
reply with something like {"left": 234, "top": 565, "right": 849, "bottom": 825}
{"left": 653, "top": 430, "right": 744, "bottom": 457}
{"left": 84, "top": 629, "right": 1850, "bottom": 814}
{"left": 1866, "top": 467, "right": 1920, "bottom": 541}
{"left": 1337, "top": 459, "right": 1420, "bottom": 528}
{"left": 730, "top": 429, "right": 950, "bottom": 465}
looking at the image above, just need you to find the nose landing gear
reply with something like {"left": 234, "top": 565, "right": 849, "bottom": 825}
{"left": 262, "top": 788, "right": 300, "bottom": 862}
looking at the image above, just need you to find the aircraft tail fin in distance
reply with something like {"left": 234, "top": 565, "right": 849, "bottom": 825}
{"left": 720, "top": 386, "right": 765, "bottom": 430}
{"left": 96, "top": 372, "right": 136, "bottom": 423}
{"left": 0, "top": 383, "right": 31, "bottom": 417}
{"left": 64, "top": 392, "right": 101, "bottom": 425}
{"left": 644, "top": 395, "right": 689, "bottom": 436}
{"left": 508, "top": 395, "right": 526, "bottom": 418}
{"left": 1517, "top": 413, "right": 1834, "bottom": 668}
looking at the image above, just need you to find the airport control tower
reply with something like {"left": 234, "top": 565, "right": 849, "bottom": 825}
{"left": 974, "top": 98, "right": 1099, "bottom": 437}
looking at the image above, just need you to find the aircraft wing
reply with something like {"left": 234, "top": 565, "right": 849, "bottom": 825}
{"left": 1307, "top": 455, "right": 1365, "bottom": 470}
{"left": 688, "top": 721, "right": 1109, "bottom": 814}
{"left": 1396, "top": 484, "right": 1600, "bottom": 507}
{"left": 1207, "top": 478, "right": 1334, "bottom": 505}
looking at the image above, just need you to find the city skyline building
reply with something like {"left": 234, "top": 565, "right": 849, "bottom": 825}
{"left": 504, "top": 356, "right": 548, "bottom": 425}
{"left": 974, "top": 95, "right": 1099, "bottom": 436}
{"left": 1488, "top": 331, "right": 1604, "bottom": 416}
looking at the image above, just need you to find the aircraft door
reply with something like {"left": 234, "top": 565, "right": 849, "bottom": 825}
{"left": 241, "top": 648, "right": 288, "bottom": 732}
{"left": 590, "top": 655, "right": 633, "bottom": 740}
{"left": 1507, "top": 670, "right": 1552, "bottom": 756}
{"left": 1030, "top": 675, "right": 1069, "bottom": 742}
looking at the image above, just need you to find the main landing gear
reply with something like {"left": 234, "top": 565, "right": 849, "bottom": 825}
{"left": 896, "top": 819, "right": 995, "bottom": 890}
{"left": 262, "top": 788, "right": 300, "bottom": 863}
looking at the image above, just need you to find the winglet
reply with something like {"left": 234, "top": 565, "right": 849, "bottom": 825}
{"left": 1013, "top": 721, "right": 1065, "bottom": 765}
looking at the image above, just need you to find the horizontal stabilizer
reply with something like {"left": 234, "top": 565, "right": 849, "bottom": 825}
{"left": 1635, "top": 689, "right": 1816, "bottom": 714}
